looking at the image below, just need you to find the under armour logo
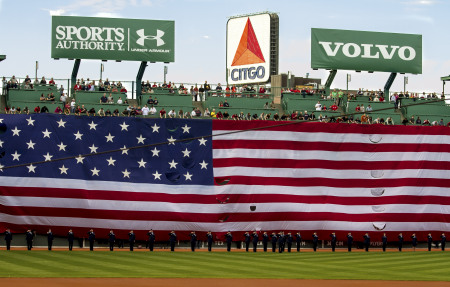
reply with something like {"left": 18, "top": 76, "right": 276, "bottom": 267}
{"left": 136, "top": 29, "right": 165, "bottom": 47}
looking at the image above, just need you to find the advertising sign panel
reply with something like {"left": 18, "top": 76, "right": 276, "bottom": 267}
{"left": 52, "top": 16, "right": 175, "bottom": 62}
{"left": 227, "top": 14, "right": 271, "bottom": 85}
{"left": 311, "top": 28, "right": 422, "bottom": 74}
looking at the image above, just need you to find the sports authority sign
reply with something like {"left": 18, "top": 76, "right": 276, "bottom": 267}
{"left": 227, "top": 14, "right": 271, "bottom": 85}
{"left": 51, "top": 16, "right": 174, "bottom": 62}
{"left": 311, "top": 28, "right": 422, "bottom": 74}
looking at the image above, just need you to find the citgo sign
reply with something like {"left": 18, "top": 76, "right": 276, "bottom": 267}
{"left": 227, "top": 14, "right": 271, "bottom": 85}
{"left": 311, "top": 28, "right": 422, "bottom": 74}
{"left": 51, "top": 16, "right": 175, "bottom": 62}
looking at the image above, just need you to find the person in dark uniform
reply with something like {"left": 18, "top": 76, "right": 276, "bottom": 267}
{"left": 47, "top": 229, "right": 54, "bottom": 251}
{"left": 225, "top": 231, "right": 232, "bottom": 252}
{"left": 312, "top": 232, "right": 319, "bottom": 252}
{"left": 190, "top": 231, "right": 197, "bottom": 252}
{"left": 67, "top": 229, "right": 74, "bottom": 251}
{"left": 398, "top": 233, "right": 403, "bottom": 252}
{"left": 411, "top": 233, "right": 417, "bottom": 251}
{"left": 277, "top": 232, "right": 284, "bottom": 253}
{"left": 252, "top": 231, "right": 259, "bottom": 252}
{"left": 88, "top": 229, "right": 95, "bottom": 251}
{"left": 295, "top": 232, "right": 302, "bottom": 252}
{"left": 128, "top": 230, "right": 135, "bottom": 251}
{"left": 108, "top": 230, "right": 115, "bottom": 251}
{"left": 282, "top": 232, "right": 287, "bottom": 252}
{"left": 363, "top": 233, "right": 370, "bottom": 252}
{"left": 271, "top": 232, "right": 277, "bottom": 252}
{"left": 330, "top": 233, "right": 337, "bottom": 252}
{"left": 262, "top": 231, "right": 268, "bottom": 252}
{"left": 206, "top": 231, "right": 213, "bottom": 252}
{"left": 5, "top": 228, "right": 12, "bottom": 250}
{"left": 347, "top": 232, "right": 353, "bottom": 252}
{"left": 147, "top": 229, "right": 155, "bottom": 251}
{"left": 441, "top": 233, "right": 446, "bottom": 251}
{"left": 244, "top": 232, "right": 251, "bottom": 252}
{"left": 382, "top": 233, "right": 388, "bottom": 252}
{"left": 427, "top": 233, "right": 433, "bottom": 251}
{"left": 169, "top": 231, "right": 177, "bottom": 251}
{"left": 25, "top": 230, "right": 34, "bottom": 251}
{"left": 286, "top": 232, "right": 293, "bottom": 252}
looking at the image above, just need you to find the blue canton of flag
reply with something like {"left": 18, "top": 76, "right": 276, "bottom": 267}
{"left": 0, "top": 114, "right": 214, "bottom": 186}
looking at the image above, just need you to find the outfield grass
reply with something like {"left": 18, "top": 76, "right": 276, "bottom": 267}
{"left": 0, "top": 250, "right": 449, "bottom": 281}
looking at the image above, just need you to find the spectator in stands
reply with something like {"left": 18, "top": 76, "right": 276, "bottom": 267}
{"left": 264, "top": 102, "right": 269, "bottom": 109}
{"left": 270, "top": 101, "right": 275, "bottom": 109}
{"left": 259, "top": 86, "right": 266, "bottom": 94}
{"left": 315, "top": 101, "right": 322, "bottom": 111}
{"left": 223, "top": 111, "right": 229, "bottom": 119}
{"left": 366, "top": 105, "right": 373, "bottom": 112}
{"left": 160, "top": 108, "right": 167, "bottom": 118}
{"left": 304, "top": 111, "right": 310, "bottom": 120}
{"left": 33, "top": 106, "right": 40, "bottom": 113}
{"left": 223, "top": 100, "right": 230, "bottom": 107}
{"left": 111, "top": 86, "right": 118, "bottom": 93}
{"left": 178, "top": 109, "right": 184, "bottom": 118}
{"left": 105, "top": 109, "right": 111, "bottom": 116}
{"left": 21, "top": 106, "right": 29, "bottom": 115}
{"left": 355, "top": 105, "right": 361, "bottom": 112}
{"left": 100, "top": 93, "right": 108, "bottom": 103}
{"left": 10, "top": 75, "right": 18, "bottom": 88}
{"left": 216, "top": 111, "right": 223, "bottom": 119}
{"left": 9, "top": 106, "right": 16, "bottom": 114}
{"left": 60, "top": 93, "right": 67, "bottom": 106}
{"left": 291, "top": 111, "right": 298, "bottom": 120}
{"left": 361, "top": 113, "right": 369, "bottom": 123}
{"left": 216, "top": 83, "right": 223, "bottom": 93}
{"left": 210, "top": 108, "right": 216, "bottom": 118}
{"left": 88, "top": 107, "right": 96, "bottom": 116}
{"left": 40, "top": 77, "right": 47, "bottom": 85}
{"left": 74, "top": 81, "right": 82, "bottom": 91}
{"left": 16, "top": 107, "right": 22, "bottom": 114}
{"left": 204, "top": 108, "right": 211, "bottom": 117}
{"left": 322, "top": 105, "right": 327, "bottom": 111}
{"left": 199, "top": 85, "right": 205, "bottom": 100}
{"left": 219, "top": 101, "right": 223, "bottom": 107}
{"left": 79, "top": 105, "right": 87, "bottom": 116}
{"left": 360, "top": 104, "right": 365, "bottom": 112}
{"left": 54, "top": 106, "right": 63, "bottom": 114}
{"left": 64, "top": 104, "right": 70, "bottom": 115}
{"left": 69, "top": 99, "right": 76, "bottom": 113}
{"left": 423, "top": 119, "right": 430, "bottom": 126}
{"left": 120, "top": 86, "right": 127, "bottom": 93}
{"left": 168, "top": 109, "right": 176, "bottom": 118}
{"left": 98, "top": 108, "right": 106, "bottom": 117}
{"left": 49, "top": 78, "right": 55, "bottom": 85}
{"left": 204, "top": 81, "right": 211, "bottom": 92}
{"left": 415, "top": 117, "right": 422, "bottom": 125}
{"left": 409, "top": 116, "right": 415, "bottom": 124}
{"left": 439, "top": 119, "right": 445, "bottom": 126}
{"left": 99, "top": 84, "right": 106, "bottom": 92}
{"left": 330, "top": 103, "right": 338, "bottom": 111}
{"left": 40, "top": 93, "right": 46, "bottom": 101}
{"left": 147, "top": 96, "right": 154, "bottom": 105}
{"left": 47, "top": 93, "right": 55, "bottom": 101}
{"left": 117, "top": 97, "right": 123, "bottom": 104}
{"left": 89, "top": 82, "right": 95, "bottom": 91}
{"left": 149, "top": 105, "right": 157, "bottom": 115}
{"left": 273, "top": 113, "right": 279, "bottom": 121}
{"left": 24, "top": 81, "right": 32, "bottom": 89}
{"left": 113, "top": 109, "right": 119, "bottom": 117}
{"left": 142, "top": 105, "right": 149, "bottom": 117}
{"left": 107, "top": 94, "right": 114, "bottom": 103}
{"left": 41, "top": 106, "right": 49, "bottom": 113}
{"left": 195, "top": 108, "right": 202, "bottom": 117}
{"left": 153, "top": 97, "right": 159, "bottom": 105}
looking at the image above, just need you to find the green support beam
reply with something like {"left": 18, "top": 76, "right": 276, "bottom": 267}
{"left": 324, "top": 70, "right": 337, "bottom": 96}
{"left": 384, "top": 72, "right": 397, "bottom": 98}
{"left": 0, "top": 55, "right": 5, "bottom": 62}
{"left": 136, "top": 61, "right": 148, "bottom": 103}
{"left": 71, "top": 59, "right": 81, "bottom": 97}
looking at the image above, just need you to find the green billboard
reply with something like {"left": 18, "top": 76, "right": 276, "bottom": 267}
{"left": 311, "top": 28, "right": 422, "bottom": 74}
{"left": 52, "top": 16, "right": 175, "bottom": 62}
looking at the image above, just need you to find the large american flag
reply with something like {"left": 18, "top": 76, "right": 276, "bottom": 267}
{"left": 0, "top": 114, "right": 449, "bottom": 241}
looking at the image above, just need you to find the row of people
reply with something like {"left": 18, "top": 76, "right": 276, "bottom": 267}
{"left": 4, "top": 229, "right": 446, "bottom": 252}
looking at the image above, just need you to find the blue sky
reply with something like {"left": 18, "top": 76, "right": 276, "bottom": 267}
{"left": 0, "top": 0, "right": 449, "bottom": 93}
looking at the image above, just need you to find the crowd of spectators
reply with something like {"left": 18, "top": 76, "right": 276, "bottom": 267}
{"left": 73, "top": 78, "right": 127, "bottom": 93}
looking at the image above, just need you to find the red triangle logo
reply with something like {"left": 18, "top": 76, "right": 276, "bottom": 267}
{"left": 231, "top": 18, "right": 265, "bottom": 66}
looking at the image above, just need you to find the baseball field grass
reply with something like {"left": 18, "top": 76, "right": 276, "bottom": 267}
{"left": 0, "top": 250, "right": 449, "bottom": 281}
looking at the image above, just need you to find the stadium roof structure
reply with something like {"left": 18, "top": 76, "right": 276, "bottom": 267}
{"left": 0, "top": 55, "right": 5, "bottom": 62}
